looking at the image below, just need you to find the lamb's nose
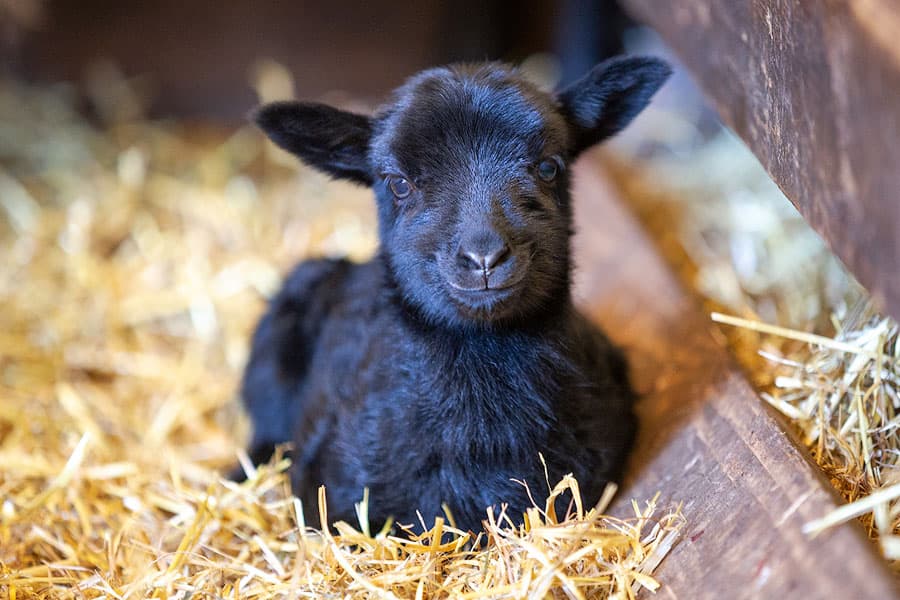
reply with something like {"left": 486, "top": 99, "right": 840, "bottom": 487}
{"left": 463, "top": 246, "right": 509, "bottom": 270}
{"left": 459, "top": 238, "right": 510, "bottom": 271}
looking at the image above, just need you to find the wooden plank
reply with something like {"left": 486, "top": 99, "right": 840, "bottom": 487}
{"left": 620, "top": 0, "right": 900, "bottom": 322}
{"left": 570, "top": 155, "right": 899, "bottom": 598}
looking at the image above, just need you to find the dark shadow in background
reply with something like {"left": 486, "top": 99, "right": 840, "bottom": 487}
{"left": 3, "top": 0, "right": 636, "bottom": 121}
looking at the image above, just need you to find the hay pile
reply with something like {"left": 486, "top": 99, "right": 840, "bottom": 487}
{"left": 606, "top": 126, "right": 900, "bottom": 568}
{"left": 0, "top": 78, "right": 683, "bottom": 598}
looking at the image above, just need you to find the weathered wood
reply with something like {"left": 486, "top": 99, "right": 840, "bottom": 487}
{"left": 621, "top": 0, "right": 900, "bottom": 323}
{"left": 571, "top": 155, "right": 899, "bottom": 598}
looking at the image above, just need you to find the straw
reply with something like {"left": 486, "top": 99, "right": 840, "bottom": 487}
{"left": 0, "top": 72, "right": 683, "bottom": 598}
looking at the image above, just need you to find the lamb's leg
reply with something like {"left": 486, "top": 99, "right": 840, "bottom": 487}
{"left": 231, "top": 258, "right": 351, "bottom": 479}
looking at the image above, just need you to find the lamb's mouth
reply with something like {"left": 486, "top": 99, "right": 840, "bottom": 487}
{"left": 445, "top": 261, "right": 529, "bottom": 293}
{"left": 443, "top": 272, "right": 529, "bottom": 319}
{"left": 445, "top": 272, "right": 525, "bottom": 293}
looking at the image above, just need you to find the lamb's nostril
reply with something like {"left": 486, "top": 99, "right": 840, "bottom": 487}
{"left": 484, "top": 245, "right": 510, "bottom": 269}
{"left": 461, "top": 244, "right": 510, "bottom": 271}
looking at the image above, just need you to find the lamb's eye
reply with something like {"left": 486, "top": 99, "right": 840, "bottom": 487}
{"left": 387, "top": 176, "right": 413, "bottom": 199}
{"left": 536, "top": 158, "right": 560, "bottom": 183}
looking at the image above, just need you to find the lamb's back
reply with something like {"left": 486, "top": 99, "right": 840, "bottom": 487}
{"left": 240, "top": 257, "right": 383, "bottom": 469}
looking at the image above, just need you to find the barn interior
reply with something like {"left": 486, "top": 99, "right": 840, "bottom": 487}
{"left": 2, "top": 1, "right": 899, "bottom": 597}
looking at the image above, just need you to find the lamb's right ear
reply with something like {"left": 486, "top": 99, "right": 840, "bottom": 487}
{"left": 253, "top": 101, "right": 373, "bottom": 185}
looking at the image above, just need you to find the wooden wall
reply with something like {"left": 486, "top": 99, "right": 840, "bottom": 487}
{"left": 622, "top": 0, "right": 900, "bottom": 322}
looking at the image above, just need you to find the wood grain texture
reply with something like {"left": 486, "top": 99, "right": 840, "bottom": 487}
{"left": 621, "top": 0, "right": 900, "bottom": 322}
{"left": 571, "top": 155, "right": 899, "bottom": 599}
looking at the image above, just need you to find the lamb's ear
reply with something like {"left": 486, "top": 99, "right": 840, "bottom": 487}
{"left": 558, "top": 56, "right": 672, "bottom": 156}
{"left": 253, "top": 101, "right": 373, "bottom": 185}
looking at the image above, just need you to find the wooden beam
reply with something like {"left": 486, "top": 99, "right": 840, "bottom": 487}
{"left": 571, "top": 156, "right": 899, "bottom": 598}
{"left": 621, "top": 0, "right": 900, "bottom": 322}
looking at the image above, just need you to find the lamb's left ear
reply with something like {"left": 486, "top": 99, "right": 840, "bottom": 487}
{"left": 558, "top": 56, "right": 672, "bottom": 156}
{"left": 253, "top": 101, "right": 373, "bottom": 185}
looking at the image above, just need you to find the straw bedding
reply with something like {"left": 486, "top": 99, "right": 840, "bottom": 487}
{"left": 0, "top": 79, "right": 684, "bottom": 598}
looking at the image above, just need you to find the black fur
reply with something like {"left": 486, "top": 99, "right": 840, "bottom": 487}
{"left": 242, "top": 56, "right": 671, "bottom": 533}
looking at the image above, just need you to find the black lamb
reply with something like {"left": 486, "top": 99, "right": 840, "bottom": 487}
{"left": 240, "top": 56, "right": 671, "bottom": 533}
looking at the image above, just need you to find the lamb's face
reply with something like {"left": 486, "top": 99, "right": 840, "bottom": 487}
{"left": 370, "top": 66, "right": 574, "bottom": 326}
{"left": 253, "top": 57, "right": 671, "bottom": 327}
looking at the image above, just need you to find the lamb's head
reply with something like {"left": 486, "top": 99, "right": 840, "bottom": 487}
{"left": 255, "top": 57, "right": 671, "bottom": 327}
